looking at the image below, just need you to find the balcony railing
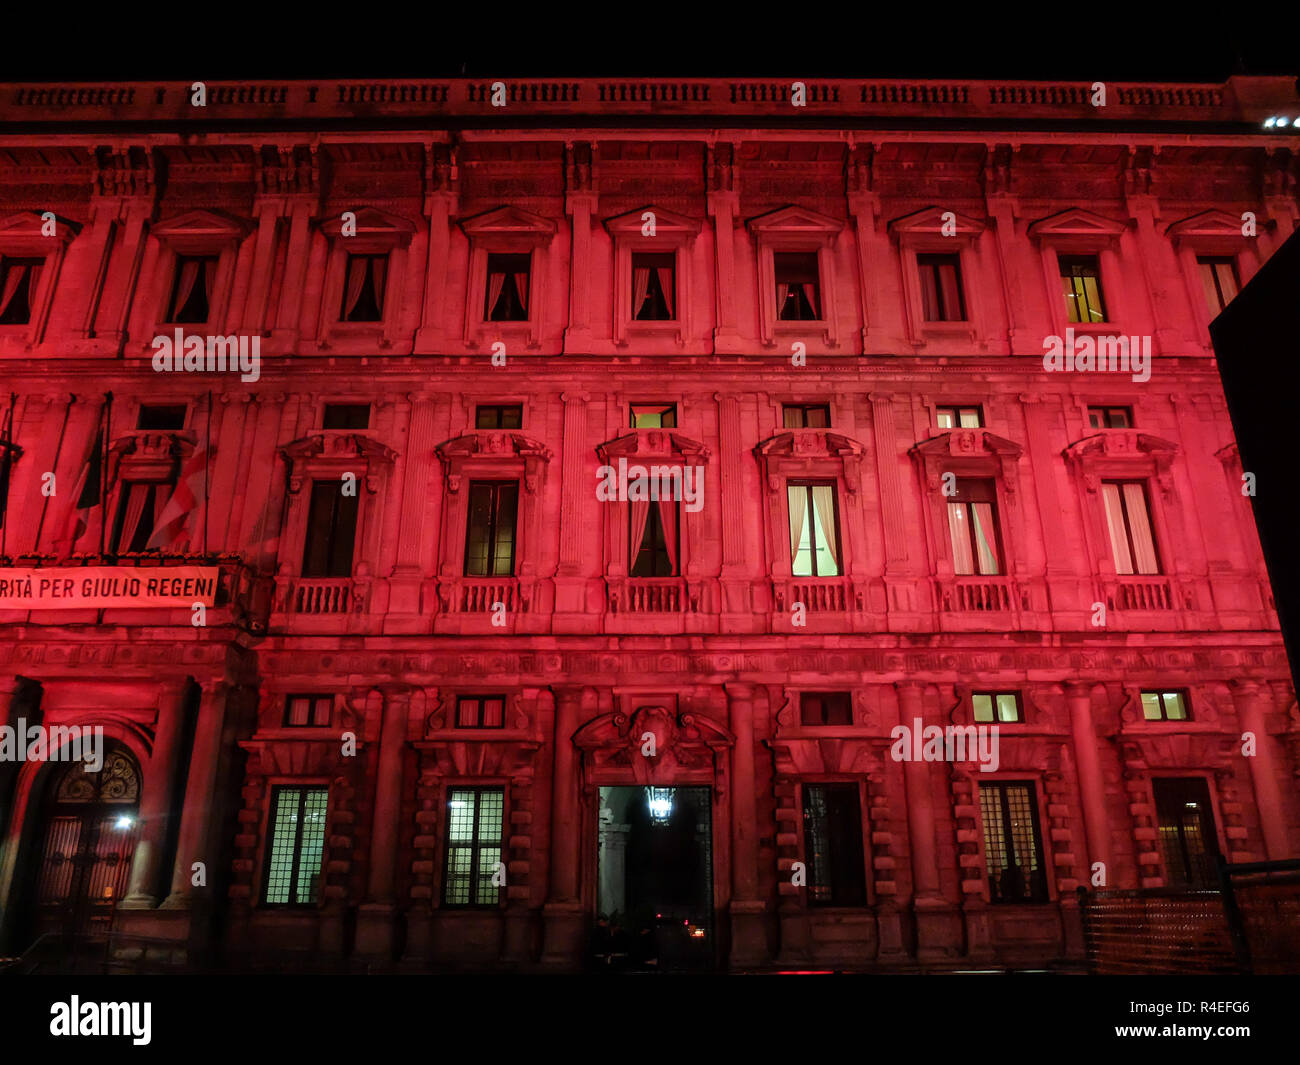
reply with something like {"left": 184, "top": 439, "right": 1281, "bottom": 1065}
{"left": 938, "top": 576, "right": 1016, "bottom": 613}
{"left": 773, "top": 577, "right": 852, "bottom": 613}
{"left": 607, "top": 577, "right": 686, "bottom": 613}
{"left": 282, "top": 577, "right": 352, "bottom": 615}
{"left": 439, "top": 577, "right": 519, "bottom": 614}
{"left": 1105, "top": 576, "right": 1175, "bottom": 611}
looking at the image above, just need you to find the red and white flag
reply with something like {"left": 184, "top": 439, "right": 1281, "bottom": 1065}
{"left": 145, "top": 445, "right": 209, "bottom": 552}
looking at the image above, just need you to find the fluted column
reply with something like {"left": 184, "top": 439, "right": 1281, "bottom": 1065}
{"left": 1233, "top": 681, "right": 1289, "bottom": 860}
{"left": 123, "top": 679, "right": 191, "bottom": 908}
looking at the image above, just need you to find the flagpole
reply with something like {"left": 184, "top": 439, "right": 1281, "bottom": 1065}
{"left": 0, "top": 392, "right": 15, "bottom": 559}
{"left": 100, "top": 391, "right": 112, "bottom": 558}
{"left": 204, "top": 389, "right": 211, "bottom": 558}
{"left": 33, "top": 393, "right": 74, "bottom": 555}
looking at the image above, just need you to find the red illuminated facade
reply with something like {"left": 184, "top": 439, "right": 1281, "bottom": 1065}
{"left": 0, "top": 76, "right": 1298, "bottom": 971}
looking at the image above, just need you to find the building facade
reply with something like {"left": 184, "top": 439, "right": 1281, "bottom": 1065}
{"left": 0, "top": 76, "right": 1298, "bottom": 971}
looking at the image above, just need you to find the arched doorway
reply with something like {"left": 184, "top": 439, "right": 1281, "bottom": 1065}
{"left": 23, "top": 745, "right": 141, "bottom": 947}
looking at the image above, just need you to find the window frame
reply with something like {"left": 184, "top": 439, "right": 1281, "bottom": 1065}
{"left": 935, "top": 405, "right": 983, "bottom": 430}
{"left": 454, "top": 694, "right": 508, "bottom": 730}
{"left": 1139, "top": 689, "right": 1191, "bottom": 722}
{"left": 261, "top": 784, "right": 330, "bottom": 908}
{"left": 604, "top": 205, "right": 700, "bottom": 348}
{"left": 801, "top": 781, "right": 869, "bottom": 907}
{"left": 1101, "top": 478, "right": 1162, "bottom": 576}
{"left": 799, "top": 691, "right": 854, "bottom": 727}
{"left": 782, "top": 403, "right": 831, "bottom": 429}
{"left": 283, "top": 694, "right": 333, "bottom": 728}
{"left": 460, "top": 205, "right": 555, "bottom": 351}
{"left": 787, "top": 480, "right": 843, "bottom": 578}
{"left": 971, "top": 691, "right": 1023, "bottom": 723}
{"left": 441, "top": 785, "right": 507, "bottom": 909}
{"left": 0, "top": 210, "right": 81, "bottom": 348}
{"left": 475, "top": 404, "right": 524, "bottom": 430}
{"left": 1087, "top": 406, "right": 1133, "bottom": 430}
{"left": 630, "top": 403, "right": 678, "bottom": 429}
{"left": 463, "top": 479, "right": 520, "bottom": 578}
{"left": 977, "top": 779, "right": 1050, "bottom": 905}
{"left": 747, "top": 205, "right": 842, "bottom": 350}
{"left": 301, "top": 479, "right": 361, "bottom": 579}
{"left": 945, "top": 477, "right": 1004, "bottom": 577}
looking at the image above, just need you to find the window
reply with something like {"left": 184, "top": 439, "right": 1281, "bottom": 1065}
{"left": 774, "top": 252, "right": 821, "bottom": 321}
{"left": 484, "top": 253, "right": 530, "bottom": 321}
{"left": 302, "top": 481, "right": 360, "bottom": 578}
{"left": 136, "top": 405, "right": 187, "bottom": 431}
{"left": 630, "top": 500, "right": 678, "bottom": 577}
{"left": 108, "top": 482, "right": 163, "bottom": 554}
{"left": 322, "top": 403, "right": 371, "bottom": 430}
{"left": 947, "top": 478, "right": 1001, "bottom": 576}
{"left": 979, "top": 782, "right": 1048, "bottom": 903}
{"left": 475, "top": 405, "right": 523, "bottom": 430}
{"left": 1087, "top": 406, "right": 1132, "bottom": 429}
{"left": 464, "top": 481, "right": 518, "bottom": 577}
{"left": 973, "top": 692, "right": 1022, "bottom": 723}
{"left": 630, "top": 403, "right": 676, "bottom": 429}
{"left": 0, "top": 257, "right": 43, "bottom": 326}
{"left": 788, "top": 483, "right": 840, "bottom": 577}
{"left": 783, "top": 404, "right": 831, "bottom": 429}
{"left": 1141, "top": 690, "right": 1190, "bottom": 722}
{"left": 1101, "top": 480, "right": 1159, "bottom": 575}
{"left": 1153, "top": 778, "right": 1220, "bottom": 889}
{"left": 1060, "top": 255, "right": 1107, "bottom": 323}
{"left": 917, "top": 253, "right": 966, "bottom": 322}
{"left": 800, "top": 692, "right": 853, "bottom": 726}
{"left": 263, "top": 786, "right": 329, "bottom": 906}
{"left": 443, "top": 787, "right": 505, "bottom": 907}
{"left": 1197, "top": 256, "right": 1239, "bottom": 315}
{"left": 340, "top": 253, "right": 387, "bottom": 322}
{"left": 456, "top": 695, "right": 506, "bottom": 729}
{"left": 284, "top": 694, "right": 332, "bottom": 728}
{"left": 802, "top": 784, "right": 867, "bottom": 906}
{"left": 935, "top": 406, "right": 982, "bottom": 429}
{"left": 166, "top": 255, "right": 217, "bottom": 324}
{"left": 631, "top": 252, "right": 675, "bottom": 321}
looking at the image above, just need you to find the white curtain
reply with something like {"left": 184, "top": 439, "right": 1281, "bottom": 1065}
{"left": 342, "top": 257, "right": 367, "bottom": 318}
{"left": 1102, "top": 483, "right": 1133, "bottom": 574}
{"left": 811, "top": 485, "right": 838, "bottom": 574}
{"left": 632, "top": 267, "right": 651, "bottom": 319}
{"left": 658, "top": 498, "right": 678, "bottom": 574}
{"left": 787, "top": 486, "right": 808, "bottom": 571}
{"left": 628, "top": 499, "right": 651, "bottom": 571}
{"left": 948, "top": 502, "right": 974, "bottom": 575}
{"left": 486, "top": 271, "right": 506, "bottom": 318}
{"left": 115, "top": 483, "right": 153, "bottom": 553}
{"left": 1123, "top": 483, "right": 1159, "bottom": 574}
{"left": 971, "top": 502, "right": 999, "bottom": 575}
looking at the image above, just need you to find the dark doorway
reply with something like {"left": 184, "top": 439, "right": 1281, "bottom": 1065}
{"left": 20, "top": 746, "right": 141, "bottom": 949}
{"left": 1153, "top": 777, "right": 1221, "bottom": 889}
{"left": 596, "top": 785, "right": 713, "bottom": 970}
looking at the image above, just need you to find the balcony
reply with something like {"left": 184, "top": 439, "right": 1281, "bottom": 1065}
{"left": 938, "top": 576, "right": 1017, "bottom": 613}
{"left": 438, "top": 577, "right": 521, "bottom": 614}
{"left": 607, "top": 577, "right": 687, "bottom": 614}
{"left": 280, "top": 577, "right": 353, "bottom": 615}
{"left": 772, "top": 577, "right": 854, "bottom": 613}
{"left": 1103, "top": 576, "right": 1175, "bottom": 612}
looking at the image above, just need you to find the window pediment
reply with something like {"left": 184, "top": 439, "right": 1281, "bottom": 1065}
{"left": 152, "top": 208, "right": 252, "bottom": 252}
{"left": 109, "top": 430, "right": 196, "bottom": 483}
{"left": 596, "top": 429, "right": 709, "bottom": 465}
{"left": 1028, "top": 207, "right": 1127, "bottom": 247}
{"left": 911, "top": 428, "right": 1023, "bottom": 497}
{"left": 755, "top": 430, "right": 866, "bottom": 493}
{"left": 887, "top": 205, "right": 986, "bottom": 244}
{"left": 603, "top": 205, "right": 702, "bottom": 239}
{"left": 320, "top": 206, "right": 416, "bottom": 249}
{"left": 0, "top": 209, "right": 80, "bottom": 250}
{"left": 459, "top": 205, "right": 556, "bottom": 247}
{"left": 280, "top": 432, "right": 398, "bottom": 494}
{"left": 1064, "top": 430, "right": 1178, "bottom": 495}
{"left": 1165, "top": 209, "right": 1250, "bottom": 244}
{"left": 746, "top": 204, "right": 843, "bottom": 240}
{"left": 435, "top": 430, "right": 551, "bottom": 494}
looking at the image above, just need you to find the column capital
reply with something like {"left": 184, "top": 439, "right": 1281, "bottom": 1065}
{"left": 723, "top": 681, "right": 758, "bottom": 702}
{"left": 1063, "top": 680, "right": 1097, "bottom": 699}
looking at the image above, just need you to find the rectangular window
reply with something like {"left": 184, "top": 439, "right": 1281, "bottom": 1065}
{"left": 775, "top": 252, "right": 821, "bottom": 321}
{"left": 947, "top": 478, "right": 1001, "bottom": 576}
{"left": 788, "top": 483, "right": 840, "bottom": 577}
{"left": 972, "top": 692, "right": 1022, "bottom": 723}
{"left": 485, "top": 252, "right": 530, "bottom": 321}
{"left": 1141, "top": 690, "right": 1190, "bottom": 722}
{"left": 1060, "top": 255, "right": 1107, "bottom": 324}
{"left": 263, "top": 786, "right": 329, "bottom": 906}
{"left": 917, "top": 253, "right": 966, "bottom": 322}
{"left": 1087, "top": 406, "right": 1132, "bottom": 429}
{"left": 443, "top": 787, "right": 505, "bottom": 907}
{"left": 802, "top": 783, "right": 867, "bottom": 906}
{"left": 0, "top": 257, "right": 43, "bottom": 326}
{"left": 166, "top": 255, "right": 217, "bottom": 324}
{"left": 302, "top": 481, "right": 360, "bottom": 578}
{"left": 935, "top": 405, "right": 982, "bottom": 429}
{"left": 630, "top": 500, "right": 678, "bottom": 577}
{"left": 783, "top": 404, "right": 831, "bottom": 429}
{"left": 136, "top": 405, "right": 188, "bottom": 431}
{"left": 475, "top": 404, "right": 523, "bottom": 430}
{"left": 979, "top": 781, "right": 1048, "bottom": 903}
{"left": 464, "top": 481, "right": 518, "bottom": 577}
{"left": 632, "top": 252, "right": 675, "bottom": 321}
{"left": 340, "top": 253, "right": 387, "bottom": 322}
{"left": 1197, "top": 256, "right": 1239, "bottom": 314}
{"left": 800, "top": 692, "right": 853, "bottom": 726}
{"left": 455, "top": 695, "right": 506, "bottom": 729}
{"left": 322, "top": 403, "right": 371, "bottom": 430}
{"left": 630, "top": 403, "right": 677, "bottom": 429}
{"left": 1102, "top": 480, "right": 1160, "bottom": 575}
{"left": 1153, "top": 778, "right": 1220, "bottom": 889}
{"left": 108, "top": 482, "right": 162, "bottom": 554}
{"left": 284, "top": 694, "right": 333, "bottom": 728}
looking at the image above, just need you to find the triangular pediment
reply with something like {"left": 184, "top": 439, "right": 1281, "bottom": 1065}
{"left": 320, "top": 206, "right": 416, "bottom": 241}
{"left": 1028, "top": 207, "right": 1128, "bottom": 240}
{"left": 459, "top": 204, "right": 557, "bottom": 239}
{"left": 887, "top": 205, "right": 986, "bottom": 237}
{"left": 603, "top": 205, "right": 702, "bottom": 238}
{"left": 152, "top": 208, "right": 253, "bottom": 243}
{"left": 1165, "top": 209, "right": 1248, "bottom": 241}
{"left": 0, "top": 209, "right": 80, "bottom": 247}
{"left": 746, "top": 204, "right": 843, "bottom": 236}
{"left": 596, "top": 430, "right": 709, "bottom": 463}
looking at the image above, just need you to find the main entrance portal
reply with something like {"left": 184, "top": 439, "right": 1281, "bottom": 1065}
{"left": 596, "top": 785, "right": 713, "bottom": 970}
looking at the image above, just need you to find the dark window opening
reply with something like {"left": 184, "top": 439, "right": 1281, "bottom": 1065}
{"left": 340, "top": 253, "right": 387, "bottom": 322}
{"left": 284, "top": 694, "right": 332, "bottom": 728}
{"left": 775, "top": 252, "right": 821, "bottom": 320}
{"left": 918, "top": 253, "right": 966, "bottom": 322}
{"left": 485, "top": 253, "right": 531, "bottom": 321}
{"left": 1153, "top": 778, "right": 1221, "bottom": 889}
{"left": 323, "top": 403, "right": 371, "bottom": 430}
{"left": 476, "top": 405, "right": 523, "bottom": 430}
{"left": 108, "top": 482, "right": 162, "bottom": 554}
{"left": 630, "top": 501, "right": 678, "bottom": 577}
{"left": 136, "top": 405, "right": 188, "bottom": 431}
{"left": 783, "top": 404, "right": 831, "bottom": 429}
{"left": 632, "top": 253, "right": 675, "bottom": 321}
{"left": 802, "top": 783, "right": 867, "bottom": 906}
{"left": 302, "top": 481, "right": 360, "bottom": 578}
{"left": 167, "top": 256, "right": 217, "bottom": 324}
{"left": 455, "top": 695, "right": 506, "bottom": 729}
{"left": 1088, "top": 406, "right": 1132, "bottom": 429}
{"left": 0, "top": 257, "right": 44, "bottom": 326}
{"left": 980, "top": 781, "right": 1048, "bottom": 903}
{"left": 465, "top": 481, "right": 518, "bottom": 577}
{"left": 800, "top": 692, "right": 853, "bottom": 726}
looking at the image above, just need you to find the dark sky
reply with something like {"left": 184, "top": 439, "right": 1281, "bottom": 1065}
{"left": 5, "top": 10, "right": 1297, "bottom": 83}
